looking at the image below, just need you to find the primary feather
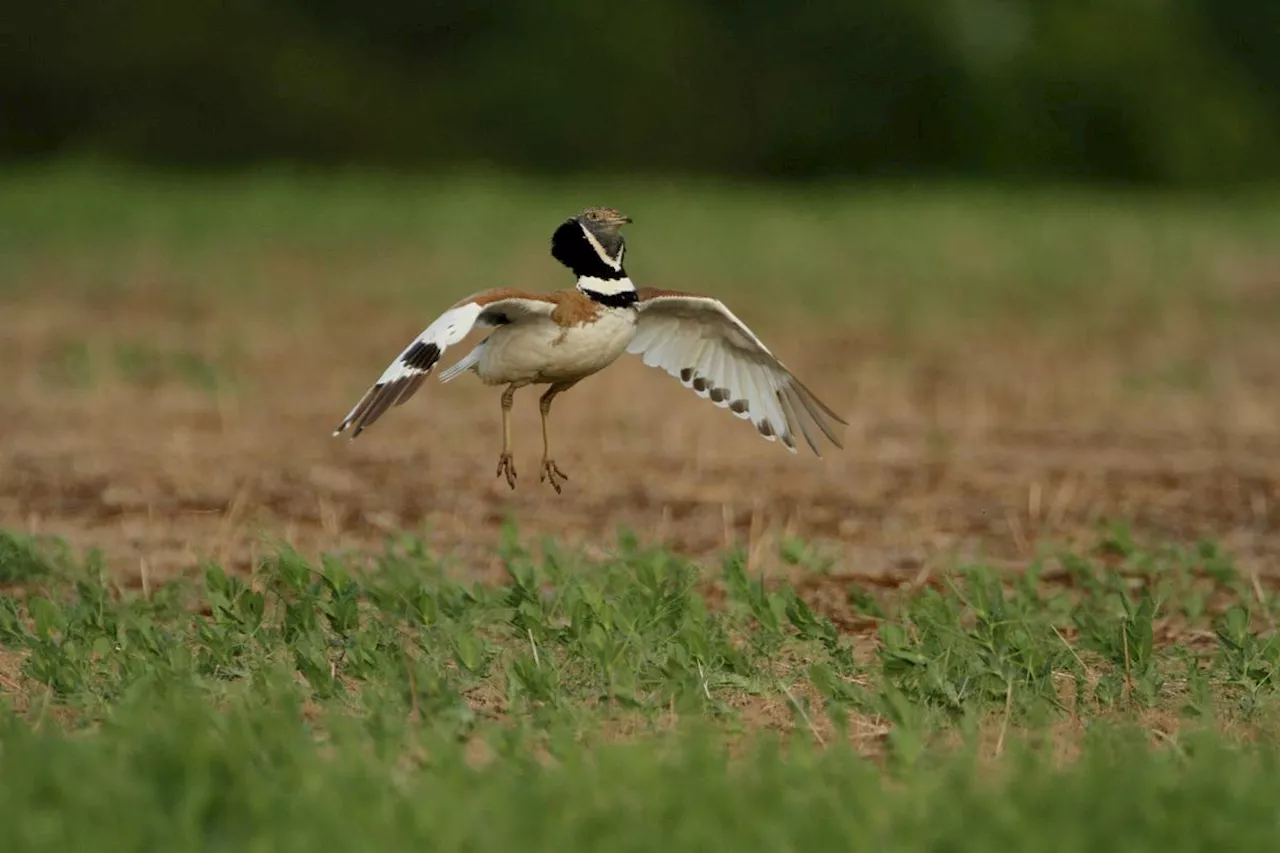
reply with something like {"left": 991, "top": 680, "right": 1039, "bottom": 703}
{"left": 334, "top": 292, "right": 555, "bottom": 438}
{"left": 626, "top": 289, "right": 846, "bottom": 455}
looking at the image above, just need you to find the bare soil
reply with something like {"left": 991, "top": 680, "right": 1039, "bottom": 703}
{"left": 2, "top": 285, "right": 1278, "bottom": 584}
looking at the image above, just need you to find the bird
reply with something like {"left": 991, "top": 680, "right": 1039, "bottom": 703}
{"left": 333, "top": 206, "right": 846, "bottom": 493}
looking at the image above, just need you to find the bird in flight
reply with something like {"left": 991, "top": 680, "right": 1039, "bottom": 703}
{"left": 333, "top": 206, "right": 845, "bottom": 492}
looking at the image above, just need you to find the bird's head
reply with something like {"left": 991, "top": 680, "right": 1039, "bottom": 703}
{"left": 551, "top": 206, "right": 632, "bottom": 278}
{"left": 577, "top": 205, "right": 632, "bottom": 231}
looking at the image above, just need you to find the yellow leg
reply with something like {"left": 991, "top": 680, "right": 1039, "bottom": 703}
{"left": 495, "top": 384, "right": 518, "bottom": 489}
{"left": 538, "top": 382, "right": 574, "bottom": 493}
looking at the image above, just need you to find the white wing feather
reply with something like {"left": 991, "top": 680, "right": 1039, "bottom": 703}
{"left": 333, "top": 294, "right": 555, "bottom": 438}
{"left": 626, "top": 293, "right": 846, "bottom": 454}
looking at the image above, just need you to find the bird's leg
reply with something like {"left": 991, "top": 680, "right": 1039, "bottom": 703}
{"left": 538, "top": 382, "right": 575, "bottom": 493}
{"left": 495, "top": 383, "right": 518, "bottom": 489}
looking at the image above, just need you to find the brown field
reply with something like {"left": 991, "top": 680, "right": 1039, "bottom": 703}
{"left": 2, "top": 176, "right": 1279, "bottom": 586}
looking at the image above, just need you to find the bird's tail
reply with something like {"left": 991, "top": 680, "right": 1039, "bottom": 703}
{"left": 438, "top": 343, "right": 483, "bottom": 383}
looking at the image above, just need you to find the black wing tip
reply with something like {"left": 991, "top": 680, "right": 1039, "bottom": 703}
{"left": 332, "top": 380, "right": 392, "bottom": 440}
{"left": 332, "top": 410, "right": 368, "bottom": 437}
{"left": 332, "top": 419, "right": 364, "bottom": 440}
{"left": 402, "top": 340, "right": 442, "bottom": 371}
{"left": 332, "top": 419, "right": 366, "bottom": 439}
{"left": 333, "top": 344, "right": 442, "bottom": 441}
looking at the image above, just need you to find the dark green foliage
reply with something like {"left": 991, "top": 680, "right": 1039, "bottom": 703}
{"left": 4, "top": 1, "right": 1278, "bottom": 184}
{"left": 0, "top": 531, "right": 58, "bottom": 583}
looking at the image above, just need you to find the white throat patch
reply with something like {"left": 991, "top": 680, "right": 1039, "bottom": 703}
{"left": 577, "top": 275, "right": 636, "bottom": 297}
{"left": 579, "top": 222, "right": 623, "bottom": 271}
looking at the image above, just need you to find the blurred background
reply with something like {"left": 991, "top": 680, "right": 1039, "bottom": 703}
{"left": 5, "top": 0, "right": 1280, "bottom": 184}
{"left": 2, "top": 2, "right": 1279, "bottom": 580}
{"left": 5, "top": 6, "right": 1280, "bottom": 824}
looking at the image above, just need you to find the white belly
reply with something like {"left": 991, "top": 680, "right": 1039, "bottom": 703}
{"left": 475, "top": 308, "right": 637, "bottom": 385}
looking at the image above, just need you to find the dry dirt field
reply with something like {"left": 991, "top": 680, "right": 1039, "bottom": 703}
{"left": 7, "top": 174, "right": 1280, "bottom": 851}
{"left": 4, "top": 284, "right": 1279, "bottom": 587}
{"left": 2, "top": 174, "right": 1278, "bottom": 585}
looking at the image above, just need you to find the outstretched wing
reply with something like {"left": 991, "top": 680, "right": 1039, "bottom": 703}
{"left": 334, "top": 289, "right": 556, "bottom": 438}
{"left": 626, "top": 288, "right": 846, "bottom": 455}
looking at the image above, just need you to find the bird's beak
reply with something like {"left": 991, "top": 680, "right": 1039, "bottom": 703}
{"left": 617, "top": 214, "right": 633, "bottom": 225}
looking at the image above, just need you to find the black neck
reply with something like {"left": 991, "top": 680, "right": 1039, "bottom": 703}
{"left": 580, "top": 286, "right": 639, "bottom": 308}
{"left": 551, "top": 220, "right": 626, "bottom": 280}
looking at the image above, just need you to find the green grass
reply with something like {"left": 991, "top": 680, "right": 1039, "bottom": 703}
{"left": 5, "top": 162, "right": 1280, "bottom": 335}
{"left": 4, "top": 526, "right": 1280, "bottom": 849}
{"left": 7, "top": 711, "right": 1280, "bottom": 852}
{"left": 4, "top": 163, "right": 1280, "bottom": 847}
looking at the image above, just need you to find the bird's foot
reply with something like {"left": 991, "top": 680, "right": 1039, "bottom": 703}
{"left": 539, "top": 458, "right": 569, "bottom": 494}
{"left": 495, "top": 452, "right": 517, "bottom": 489}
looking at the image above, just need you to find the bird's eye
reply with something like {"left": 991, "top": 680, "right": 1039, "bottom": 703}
{"left": 587, "top": 211, "right": 601, "bottom": 221}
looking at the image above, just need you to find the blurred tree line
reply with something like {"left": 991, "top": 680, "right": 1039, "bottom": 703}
{"left": 4, "top": 0, "right": 1278, "bottom": 184}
